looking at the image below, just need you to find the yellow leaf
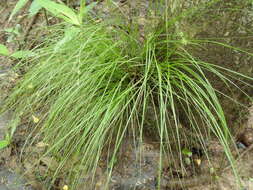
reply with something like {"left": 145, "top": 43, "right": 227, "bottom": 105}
{"left": 194, "top": 159, "right": 201, "bottom": 166}
{"left": 63, "top": 185, "right": 68, "bottom": 190}
{"left": 32, "top": 115, "right": 39, "bottom": 123}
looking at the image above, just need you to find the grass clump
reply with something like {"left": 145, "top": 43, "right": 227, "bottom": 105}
{"left": 2, "top": 0, "right": 253, "bottom": 189}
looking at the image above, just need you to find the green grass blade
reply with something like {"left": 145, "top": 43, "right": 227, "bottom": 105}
{"left": 37, "top": 0, "right": 80, "bottom": 25}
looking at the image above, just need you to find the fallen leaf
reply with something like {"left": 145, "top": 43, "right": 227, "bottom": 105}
{"left": 194, "top": 159, "right": 201, "bottom": 166}
{"left": 63, "top": 185, "right": 68, "bottom": 190}
{"left": 32, "top": 115, "right": 39, "bottom": 123}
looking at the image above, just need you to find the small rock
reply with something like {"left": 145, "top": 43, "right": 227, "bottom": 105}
{"left": 236, "top": 142, "right": 247, "bottom": 149}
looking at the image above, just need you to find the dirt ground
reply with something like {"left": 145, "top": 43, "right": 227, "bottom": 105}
{"left": 0, "top": 0, "right": 253, "bottom": 190}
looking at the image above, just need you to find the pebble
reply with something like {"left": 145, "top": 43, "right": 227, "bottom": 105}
{"left": 236, "top": 142, "right": 247, "bottom": 149}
